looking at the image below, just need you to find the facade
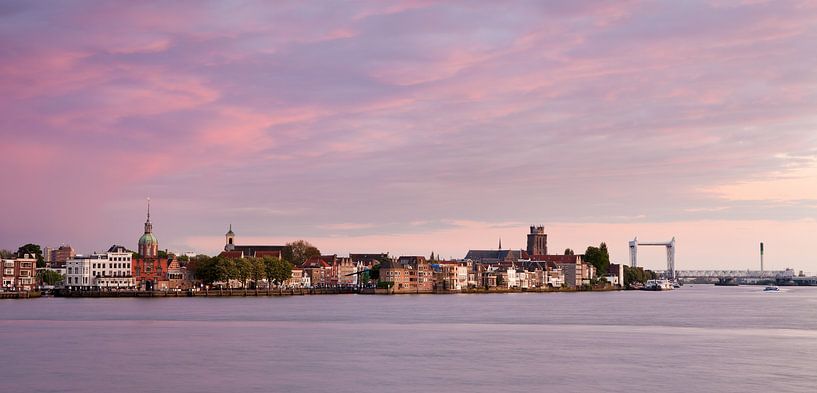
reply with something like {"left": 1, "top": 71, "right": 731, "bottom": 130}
{"left": 302, "top": 257, "right": 332, "bottom": 287}
{"left": 605, "top": 263, "right": 624, "bottom": 287}
{"left": 380, "top": 256, "right": 433, "bottom": 293}
{"left": 432, "top": 260, "right": 471, "bottom": 291}
{"left": 132, "top": 257, "right": 169, "bottom": 290}
{"left": 1, "top": 255, "right": 37, "bottom": 291}
{"left": 331, "top": 256, "right": 357, "bottom": 286}
{"left": 65, "top": 247, "right": 135, "bottom": 290}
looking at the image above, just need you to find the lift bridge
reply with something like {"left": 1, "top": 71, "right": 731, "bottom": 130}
{"left": 629, "top": 237, "right": 675, "bottom": 279}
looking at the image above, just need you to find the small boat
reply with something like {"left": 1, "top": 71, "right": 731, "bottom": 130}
{"left": 763, "top": 286, "right": 780, "bottom": 292}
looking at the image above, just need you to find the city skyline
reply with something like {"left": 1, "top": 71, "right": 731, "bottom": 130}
{"left": 2, "top": 2, "right": 816, "bottom": 271}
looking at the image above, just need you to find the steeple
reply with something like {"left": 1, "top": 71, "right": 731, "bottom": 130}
{"left": 138, "top": 197, "right": 158, "bottom": 258}
{"left": 498, "top": 237, "right": 502, "bottom": 250}
{"left": 225, "top": 224, "right": 236, "bottom": 251}
{"left": 144, "top": 197, "right": 153, "bottom": 234}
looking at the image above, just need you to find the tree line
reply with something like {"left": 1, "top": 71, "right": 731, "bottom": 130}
{"left": 189, "top": 255, "right": 293, "bottom": 289}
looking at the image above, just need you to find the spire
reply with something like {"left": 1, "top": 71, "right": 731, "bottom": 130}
{"left": 498, "top": 237, "right": 502, "bottom": 250}
{"left": 144, "top": 197, "right": 153, "bottom": 234}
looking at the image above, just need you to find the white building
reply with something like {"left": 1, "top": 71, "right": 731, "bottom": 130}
{"left": 65, "top": 245, "right": 135, "bottom": 290}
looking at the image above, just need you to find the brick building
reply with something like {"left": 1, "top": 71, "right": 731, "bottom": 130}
{"left": 1, "top": 255, "right": 37, "bottom": 291}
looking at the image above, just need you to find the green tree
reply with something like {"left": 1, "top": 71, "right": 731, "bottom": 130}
{"left": 17, "top": 243, "right": 45, "bottom": 267}
{"left": 263, "top": 256, "right": 293, "bottom": 287}
{"left": 219, "top": 257, "right": 239, "bottom": 289}
{"left": 38, "top": 270, "right": 63, "bottom": 286}
{"left": 193, "top": 257, "right": 219, "bottom": 286}
{"left": 282, "top": 240, "right": 320, "bottom": 266}
{"left": 368, "top": 264, "right": 380, "bottom": 281}
{"left": 249, "top": 257, "right": 265, "bottom": 289}
{"left": 236, "top": 258, "right": 253, "bottom": 288}
{"left": 584, "top": 242, "right": 610, "bottom": 277}
{"left": 0, "top": 249, "right": 15, "bottom": 258}
{"left": 564, "top": 248, "right": 574, "bottom": 255}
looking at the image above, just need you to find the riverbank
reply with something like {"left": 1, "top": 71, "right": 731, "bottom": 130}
{"left": 0, "top": 291, "right": 41, "bottom": 299}
{"left": 45, "top": 285, "right": 622, "bottom": 298}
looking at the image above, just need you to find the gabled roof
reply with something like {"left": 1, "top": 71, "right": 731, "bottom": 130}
{"left": 530, "top": 254, "right": 583, "bottom": 264}
{"left": 219, "top": 251, "right": 244, "bottom": 259}
{"left": 465, "top": 249, "right": 529, "bottom": 262}
{"left": 302, "top": 257, "right": 330, "bottom": 268}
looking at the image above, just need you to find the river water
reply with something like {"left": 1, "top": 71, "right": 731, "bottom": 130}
{"left": 2, "top": 285, "right": 816, "bottom": 393}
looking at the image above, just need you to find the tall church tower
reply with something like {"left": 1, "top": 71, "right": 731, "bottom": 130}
{"left": 138, "top": 198, "right": 159, "bottom": 258}
{"left": 526, "top": 225, "right": 547, "bottom": 256}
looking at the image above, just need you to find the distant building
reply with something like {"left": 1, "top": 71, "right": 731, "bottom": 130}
{"left": 1, "top": 255, "right": 37, "bottom": 291}
{"left": 527, "top": 225, "right": 548, "bottom": 256}
{"left": 380, "top": 256, "right": 433, "bottom": 293}
{"left": 605, "top": 263, "right": 624, "bottom": 287}
{"left": 221, "top": 225, "right": 285, "bottom": 259}
{"left": 48, "top": 245, "right": 76, "bottom": 267}
{"left": 464, "top": 249, "right": 528, "bottom": 265}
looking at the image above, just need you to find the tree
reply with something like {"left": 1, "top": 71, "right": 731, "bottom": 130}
{"left": 263, "top": 256, "right": 293, "bottom": 287}
{"left": 218, "top": 257, "right": 239, "bottom": 289}
{"left": 17, "top": 244, "right": 45, "bottom": 267}
{"left": 38, "top": 270, "right": 63, "bottom": 286}
{"left": 564, "top": 248, "right": 574, "bottom": 255}
{"left": 0, "top": 249, "right": 15, "bottom": 258}
{"left": 236, "top": 258, "right": 253, "bottom": 289}
{"left": 250, "top": 257, "right": 265, "bottom": 289}
{"left": 193, "top": 257, "right": 219, "bottom": 286}
{"left": 282, "top": 240, "right": 320, "bottom": 266}
{"left": 584, "top": 242, "right": 610, "bottom": 277}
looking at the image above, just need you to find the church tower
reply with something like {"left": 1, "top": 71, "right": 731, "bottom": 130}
{"left": 526, "top": 225, "right": 547, "bottom": 256}
{"left": 225, "top": 225, "right": 235, "bottom": 251}
{"left": 138, "top": 198, "right": 159, "bottom": 258}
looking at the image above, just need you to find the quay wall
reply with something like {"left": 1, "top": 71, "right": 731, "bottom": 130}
{"left": 47, "top": 285, "right": 621, "bottom": 298}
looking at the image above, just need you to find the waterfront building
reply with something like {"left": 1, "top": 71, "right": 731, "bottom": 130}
{"left": 284, "top": 267, "right": 311, "bottom": 288}
{"left": 432, "top": 260, "right": 471, "bottom": 291}
{"left": 132, "top": 199, "right": 171, "bottom": 290}
{"left": 331, "top": 256, "right": 357, "bottom": 286}
{"left": 65, "top": 246, "right": 135, "bottom": 290}
{"left": 605, "top": 263, "right": 624, "bottom": 287}
{"left": 379, "top": 256, "right": 433, "bottom": 293}
{"left": 532, "top": 255, "right": 594, "bottom": 287}
{"left": 302, "top": 256, "right": 333, "bottom": 287}
{"left": 1, "top": 255, "right": 37, "bottom": 291}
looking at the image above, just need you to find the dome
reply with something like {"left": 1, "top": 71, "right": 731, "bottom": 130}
{"left": 139, "top": 232, "right": 158, "bottom": 246}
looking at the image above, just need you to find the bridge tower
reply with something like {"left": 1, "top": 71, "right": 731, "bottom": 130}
{"left": 628, "top": 237, "right": 676, "bottom": 279}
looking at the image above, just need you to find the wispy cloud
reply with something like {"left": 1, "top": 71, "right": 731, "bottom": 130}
{"left": 1, "top": 1, "right": 817, "bottom": 269}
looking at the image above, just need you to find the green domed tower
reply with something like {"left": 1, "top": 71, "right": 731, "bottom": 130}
{"left": 138, "top": 198, "right": 159, "bottom": 258}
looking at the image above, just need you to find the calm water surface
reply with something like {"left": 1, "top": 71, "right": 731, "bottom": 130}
{"left": 2, "top": 285, "right": 816, "bottom": 393}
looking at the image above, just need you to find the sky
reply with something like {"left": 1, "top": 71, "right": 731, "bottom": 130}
{"left": 1, "top": 1, "right": 816, "bottom": 272}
